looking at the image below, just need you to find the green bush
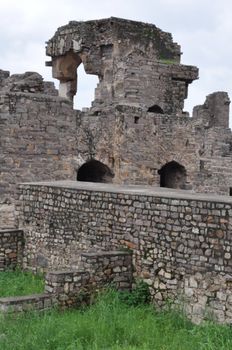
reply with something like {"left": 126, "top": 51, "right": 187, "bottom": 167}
{"left": 119, "top": 280, "right": 151, "bottom": 306}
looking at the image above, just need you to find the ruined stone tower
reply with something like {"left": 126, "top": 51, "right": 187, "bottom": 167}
{"left": 0, "top": 17, "right": 232, "bottom": 228}
{"left": 46, "top": 17, "right": 198, "bottom": 115}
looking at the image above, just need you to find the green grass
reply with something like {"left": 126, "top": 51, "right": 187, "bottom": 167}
{"left": 1, "top": 290, "right": 232, "bottom": 349}
{"left": 158, "top": 58, "right": 177, "bottom": 65}
{"left": 0, "top": 269, "right": 44, "bottom": 297}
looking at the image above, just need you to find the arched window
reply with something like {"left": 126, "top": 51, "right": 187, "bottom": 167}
{"left": 147, "top": 105, "right": 164, "bottom": 114}
{"left": 158, "top": 161, "right": 187, "bottom": 189}
{"left": 77, "top": 159, "right": 114, "bottom": 183}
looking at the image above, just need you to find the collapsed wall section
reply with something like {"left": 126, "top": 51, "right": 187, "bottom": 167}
{"left": 46, "top": 17, "right": 198, "bottom": 114}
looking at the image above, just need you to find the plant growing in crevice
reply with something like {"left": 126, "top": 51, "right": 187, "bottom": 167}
{"left": 119, "top": 280, "right": 151, "bottom": 307}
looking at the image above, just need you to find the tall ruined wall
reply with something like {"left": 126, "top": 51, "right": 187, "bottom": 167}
{"left": 1, "top": 74, "right": 232, "bottom": 229}
{"left": 78, "top": 101, "right": 232, "bottom": 195}
{"left": 44, "top": 17, "right": 232, "bottom": 195}
{"left": 1, "top": 17, "right": 232, "bottom": 228}
{"left": 0, "top": 71, "right": 80, "bottom": 227}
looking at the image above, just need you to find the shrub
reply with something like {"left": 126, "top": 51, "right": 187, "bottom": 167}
{"left": 119, "top": 280, "right": 151, "bottom": 306}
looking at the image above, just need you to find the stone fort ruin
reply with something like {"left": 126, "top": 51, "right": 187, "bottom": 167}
{"left": 1, "top": 17, "right": 232, "bottom": 323}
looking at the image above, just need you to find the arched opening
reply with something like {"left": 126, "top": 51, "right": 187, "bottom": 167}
{"left": 77, "top": 159, "right": 114, "bottom": 183}
{"left": 148, "top": 104, "right": 164, "bottom": 114}
{"left": 52, "top": 51, "right": 99, "bottom": 107}
{"left": 74, "top": 64, "right": 99, "bottom": 110}
{"left": 158, "top": 161, "right": 187, "bottom": 189}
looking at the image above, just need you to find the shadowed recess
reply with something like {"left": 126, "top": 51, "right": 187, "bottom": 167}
{"left": 158, "top": 160, "right": 187, "bottom": 189}
{"left": 77, "top": 159, "right": 114, "bottom": 183}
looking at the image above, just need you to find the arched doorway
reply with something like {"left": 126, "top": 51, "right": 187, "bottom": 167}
{"left": 147, "top": 104, "right": 164, "bottom": 114}
{"left": 77, "top": 159, "right": 114, "bottom": 183}
{"left": 158, "top": 161, "right": 187, "bottom": 189}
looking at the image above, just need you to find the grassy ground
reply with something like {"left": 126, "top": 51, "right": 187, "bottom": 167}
{"left": 0, "top": 269, "right": 44, "bottom": 297}
{"left": 1, "top": 290, "right": 232, "bottom": 350}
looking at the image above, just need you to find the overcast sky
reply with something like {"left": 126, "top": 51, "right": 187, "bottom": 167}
{"left": 0, "top": 0, "right": 232, "bottom": 118}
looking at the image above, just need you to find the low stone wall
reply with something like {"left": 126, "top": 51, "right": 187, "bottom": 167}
{"left": 0, "top": 250, "right": 132, "bottom": 313}
{"left": 0, "top": 293, "right": 54, "bottom": 313}
{"left": 0, "top": 229, "right": 24, "bottom": 271}
{"left": 81, "top": 251, "right": 133, "bottom": 291}
{"left": 16, "top": 181, "right": 232, "bottom": 323}
{"left": 45, "top": 270, "right": 90, "bottom": 308}
{"left": 45, "top": 250, "right": 133, "bottom": 308}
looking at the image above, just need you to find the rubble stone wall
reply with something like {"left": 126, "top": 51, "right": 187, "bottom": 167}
{"left": 45, "top": 250, "right": 132, "bottom": 308}
{"left": 0, "top": 71, "right": 80, "bottom": 227}
{"left": 182, "top": 272, "right": 232, "bottom": 324}
{"left": 16, "top": 181, "right": 232, "bottom": 322}
{"left": 0, "top": 249, "right": 132, "bottom": 314}
{"left": 0, "top": 293, "right": 54, "bottom": 313}
{"left": 0, "top": 229, "right": 24, "bottom": 271}
{"left": 75, "top": 104, "right": 232, "bottom": 195}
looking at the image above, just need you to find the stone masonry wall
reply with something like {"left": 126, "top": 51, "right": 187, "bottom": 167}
{"left": 0, "top": 248, "right": 132, "bottom": 314}
{"left": 77, "top": 103, "right": 232, "bottom": 195}
{"left": 0, "top": 293, "right": 54, "bottom": 314}
{"left": 0, "top": 71, "right": 80, "bottom": 227}
{"left": 182, "top": 272, "right": 232, "bottom": 324}
{"left": 45, "top": 250, "right": 132, "bottom": 308}
{"left": 15, "top": 181, "right": 232, "bottom": 323}
{"left": 1, "top": 18, "right": 232, "bottom": 229}
{"left": 0, "top": 229, "right": 24, "bottom": 271}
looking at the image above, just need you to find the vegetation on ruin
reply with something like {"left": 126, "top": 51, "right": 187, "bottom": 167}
{"left": 159, "top": 58, "right": 177, "bottom": 64}
{"left": 0, "top": 269, "right": 44, "bottom": 297}
{"left": 1, "top": 289, "right": 232, "bottom": 350}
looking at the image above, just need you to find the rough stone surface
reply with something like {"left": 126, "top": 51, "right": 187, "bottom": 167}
{"left": 0, "top": 293, "right": 55, "bottom": 313}
{"left": 1, "top": 18, "right": 232, "bottom": 227}
{"left": 15, "top": 181, "right": 232, "bottom": 322}
{"left": 45, "top": 250, "right": 132, "bottom": 308}
{"left": 46, "top": 17, "right": 197, "bottom": 113}
{"left": 2, "top": 17, "right": 232, "bottom": 324}
{"left": 0, "top": 17, "right": 232, "bottom": 227}
{"left": 0, "top": 70, "right": 78, "bottom": 227}
{"left": 0, "top": 229, "right": 24, "bottom": 270}
{"left": 0, "top": 249, "right": 132, "bottom": 313}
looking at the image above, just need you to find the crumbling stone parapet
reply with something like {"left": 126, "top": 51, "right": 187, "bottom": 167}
{"left": 46, "top": 17, "right": 198, "bottom": 112}
{"left": 193, "top": 91, "right": 230, "bottom": 128}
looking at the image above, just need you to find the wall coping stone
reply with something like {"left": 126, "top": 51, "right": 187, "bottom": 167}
{"left": 19, "top": 180, "right": 232, "bottom": 204}
{"left": 82, "top": 250, "right": 132, "bottom": 257}
{"left": 0, "top": 91, "right": 70, "bottom": 104}
{"left": 46, "top": 270, "right": 86, "bottom": 276}
{"left": 0, "top": 229, "right": 23, "bottom": 235}
{"left": 0, "top": 293, "right": 51, "bottom": 304}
